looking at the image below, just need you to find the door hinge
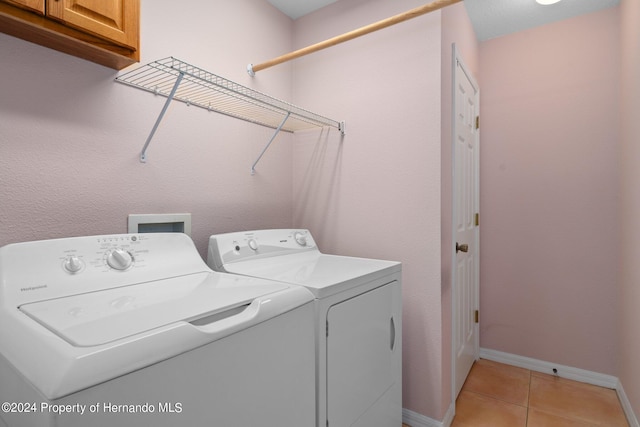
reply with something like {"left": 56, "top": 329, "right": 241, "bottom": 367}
{"left": 475, "top": 115, "right": 480, "bottom": 130}
{"left": 475, "top": 310, "right": 479, "bottom": 324}
{"left": 475, "top": 213, "right": 479, "bottom": 227}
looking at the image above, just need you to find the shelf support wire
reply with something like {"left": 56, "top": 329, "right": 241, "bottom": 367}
{"left": 251, "top": 111, "right": 291, "bottom": 175}
{"left": 140, "top": 71, "right": 185, "bottom": 163}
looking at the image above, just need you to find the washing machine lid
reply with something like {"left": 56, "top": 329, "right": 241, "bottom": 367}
{"left": 223, "top": 252, "right": 401, "bottom": 299}
{"left": 19, "top": 271, "right": 289, "bottom": 347}
{"left": 2, "top": 271, "right": 312, "bottom": 399}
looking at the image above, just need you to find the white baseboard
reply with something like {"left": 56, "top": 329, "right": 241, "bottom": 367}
{"left": 480, "top": 348, "right": 639, "bottom": 426}
{"left": 617, "top": 380, "right": 640, "bottom": 427}
{"left": 479, "top": 348, "right": 617, "bottom": 388}
{"left": 441, "top": 403, "right": 454, "bottom": 427}
{"left": 403, "top": 350, "right": 639, "bottom": 427}
{"left": 402, "top": 403, "right": 454, "bottom": 427}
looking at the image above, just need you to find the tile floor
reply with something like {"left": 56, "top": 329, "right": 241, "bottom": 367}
{"left": 449, "top": 359, "right": 629, "bottom": 427}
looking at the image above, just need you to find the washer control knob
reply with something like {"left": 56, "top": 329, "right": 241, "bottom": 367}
{"left": 248, "top": 239, "right": 259, "bottom": 251}
{"left": 63, "top": 256, "right": 83, "bottom": 273}
{"left": 294, "top": 232, "right": 307, "bottom": 246}
{"left": 107, "top": 248, "right": 133, "bottom": 270}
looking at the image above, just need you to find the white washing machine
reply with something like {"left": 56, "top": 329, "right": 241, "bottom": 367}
{"left": 208, "top": 229, "right": 402, "bottom": 427}
{"left": 0, "top": 233, "right": 315, "bottom": 427}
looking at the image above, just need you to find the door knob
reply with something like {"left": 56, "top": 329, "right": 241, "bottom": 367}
{"left": 456, "top": 242, "right": 469, "bottom": 253}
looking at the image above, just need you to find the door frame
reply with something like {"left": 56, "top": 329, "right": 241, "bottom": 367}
{"left": 450, "top": 43, "right": 480, "bottom": 407}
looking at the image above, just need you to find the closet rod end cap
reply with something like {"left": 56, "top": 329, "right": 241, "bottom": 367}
{"left": 247, "top": 64, "right": 256, "bottom": 77}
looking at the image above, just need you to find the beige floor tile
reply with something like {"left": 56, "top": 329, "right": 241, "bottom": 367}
{"left": 451, "top": 390, "right": 527, "bottom": 427}
{"left": 528, "top": 407, "right": 599, "bottom": 427}
{"left": 529, "top": 372, "right": 628, "bottom": 426}
{"left": 461, "top": 359, "right": 530, "bottom": 406}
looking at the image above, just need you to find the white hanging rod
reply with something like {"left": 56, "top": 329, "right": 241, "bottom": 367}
{"left": 247, "top": 0, "right": 462, "bottom": 76}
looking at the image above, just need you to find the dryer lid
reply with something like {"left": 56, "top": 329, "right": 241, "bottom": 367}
{"left": 19, "top": 272, "right": 289, "bottom": 347}
{"left": 223, "top": 252, "right": 400, "bottom": 298}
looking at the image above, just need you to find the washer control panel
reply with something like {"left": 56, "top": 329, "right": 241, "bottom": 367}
{"left": 208, "top": 229, "right": 318, "bottom": 269}
{"left": 0, "top": 233, "right": 210, "bottom": 306}
{"left": 58, "top": 235, "right": 143, "bottom": 275}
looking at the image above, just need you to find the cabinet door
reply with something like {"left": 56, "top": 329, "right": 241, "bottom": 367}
{"left": 0, "top": 0, "right": 44, "bottom": 14}
{"left": 46, "top": 0, "right": 138, "bottom": 50}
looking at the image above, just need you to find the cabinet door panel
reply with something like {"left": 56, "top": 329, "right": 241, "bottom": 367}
{"left": 46, "top": 0, "right": 138, "bottom": 50}
{"left": 0, "top": 0, "right": 44, "bottom": 14}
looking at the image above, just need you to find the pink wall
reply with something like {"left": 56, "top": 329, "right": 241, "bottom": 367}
{"left": 290, "top": 0, "right": 445, "bottom": 419}
{"left": 479, "top": 8, "right": 619, "bottom": 374}
{"left": 619, "top": 0, "right": 640, "bottom": 416}
{"left": 0, "top": 0, "right": 295, "bottom": 257}
{"left": 291, "top": 0, "right": 478, "bottom": 421}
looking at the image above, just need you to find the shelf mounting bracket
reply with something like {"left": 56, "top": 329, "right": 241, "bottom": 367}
{"left": 251, "top": 111, "right": 291, "bottom": 175}
{"left": 140, "top": 72, "right": 185, "bottom": 163}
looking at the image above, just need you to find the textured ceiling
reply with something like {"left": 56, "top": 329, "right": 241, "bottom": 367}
{"left": 269, "top": 0, "right": 620, "bottom": 40}
{"left": 267, "top": 0, "right": 338, "bottom": 20}
{"left": 464, "top": 0, "right": 620, "bottom": 41}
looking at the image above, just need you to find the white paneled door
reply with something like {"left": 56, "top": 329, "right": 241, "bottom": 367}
{"left": 452, "top": 45, "right": 480, "bottom": 400}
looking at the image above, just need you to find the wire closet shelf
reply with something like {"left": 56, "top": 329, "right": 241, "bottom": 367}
{"left": 115, "top": 57, "right": 345, "bottom": 169}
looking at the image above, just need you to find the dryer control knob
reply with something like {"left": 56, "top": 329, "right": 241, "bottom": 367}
{"left": 107, "top": 248, "right": 133, "bottom": 270}
{"left": 294, "top": 232, "right": 307, "bottom": 246}
{"left": 248, "top": 239, "right": 259, "bottom": 251}
{"left": 64, "top": 256, "right": 83, "bottom": 273}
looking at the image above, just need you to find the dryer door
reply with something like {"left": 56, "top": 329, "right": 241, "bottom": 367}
{"left": 326, "top": 281, "right": 401, "bottom": 427}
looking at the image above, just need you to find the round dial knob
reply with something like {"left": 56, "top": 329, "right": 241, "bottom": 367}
{"left": 63, "top": 256, "right": 83, "bottom": 273}
{"left": 294, "top": 232, "right": 307, "bottom": 246}
{"left": 248, "top": 239, "right": 259, "bottom": 251}
{"left": 107, "top": 248, "right": 133, "bottom": 270}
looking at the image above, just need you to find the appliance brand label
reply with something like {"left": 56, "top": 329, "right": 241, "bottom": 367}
{"left": 20, "top": 285, "right": 47, "bottom": 292}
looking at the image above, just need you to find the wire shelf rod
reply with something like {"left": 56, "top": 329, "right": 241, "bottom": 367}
{"left": 115, "top": 57, "right": 345, "bottom": 170}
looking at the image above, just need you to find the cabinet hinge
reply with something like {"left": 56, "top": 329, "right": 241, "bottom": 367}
{"left": 475, "top": 310, "right": 479, "bottom": 324}
{"left": 475, "top": 115, "right": 480, "bottom": 130}
{"left": 475, "top": 213, "right": 479, "bottom": 227}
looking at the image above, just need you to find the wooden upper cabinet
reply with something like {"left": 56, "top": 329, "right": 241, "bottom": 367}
{"left": 0, "top": 0, "right": 139, "bottom": 69}
{"left": 46, "top": 0, "right": 138, "bottom": 50}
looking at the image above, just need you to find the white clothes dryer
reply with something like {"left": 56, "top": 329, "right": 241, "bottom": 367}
{"left": 0, "top": 233, "right": 315, "bottom": 427}
{"left": 208, "top": 229, "right": 402, "bottom": 427}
